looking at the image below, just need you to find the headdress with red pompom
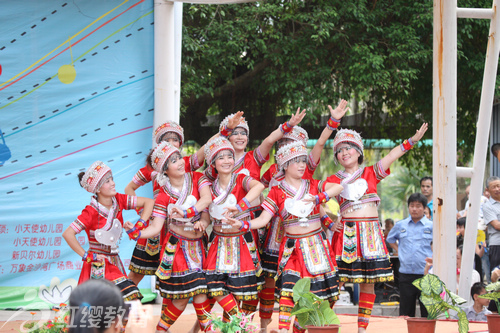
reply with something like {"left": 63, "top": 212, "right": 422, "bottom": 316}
{"left": 275, "top": 141, "right": 308, "bottom": 169}
{"left": 204, "top": 137, "right": 235, "bottom": 166}
{"left": 219, "top": 114, "right": 250, "bottom": 136}
{"left": 332, "top": 128, "right": 364, "bottom": 164}
{"left": 282, "top": 126, "right": 308, "bottom": 146}
{"left": 153, "top": 121, "right": 184, "bottom": 146}
{"left": 80, "top": 161, "right": 112, "bottom": 194}
{"left": 151, "top": 142, "right": 181, "bottom": 186}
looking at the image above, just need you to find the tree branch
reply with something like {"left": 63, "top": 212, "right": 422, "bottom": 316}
{"left": 183, "top": 59, "right": 271, "bottom": 107}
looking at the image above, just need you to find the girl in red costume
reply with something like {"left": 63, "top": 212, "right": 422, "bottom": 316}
{"left": 125, "top": 142, "right": 217, "bottom": 332}
{"left": 205, "top": 109, "right": 307, "bottom": 183}
{"left": 198, "top": 136, "right": 266, "bottom": 319}
{"left": 227, "top": 141, "right": 344, "bottom": 333}
{"left": 126, "top": 118, "right": 241, "bottom": 287}
{"left": 125, "top": 121, "right": 204, "bottom": 286}
{"left": 326, "top": 123, "right": 428, "bottom": 332}
{"left": 62, "top": 161, "right": 154, "bottom": 301}
{"left": 257, "top": 100, "right": 349, "bottom": 330}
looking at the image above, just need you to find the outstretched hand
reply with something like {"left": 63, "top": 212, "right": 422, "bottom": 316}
{"left": 194, "top": 220, "right": 208, "bottom": 232}
{"left": 170, "top": 206, "right": 184, "bottom": 219}
{"left": 328, "top": 99, "right": 349, "bottom": 120}
{"left": 223, "top": 206, "right": 239, "bottom": 217}
{"left": 227, "top": 111, "right": 245, "bottom": 130}
{"left": 223, "top": 215, "right": 243, "bottom": 229}
{"left": 288, "top": 107, "right": 307, "bottom": 127}
{"left": 411, "top": 122, "right": 429, "bottom": 143}
{"left": 123, "top": 221, "right": 134, "bottom": 232}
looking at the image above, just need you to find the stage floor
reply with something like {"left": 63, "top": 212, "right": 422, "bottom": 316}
{"left": 0, "top": 305, "right": 491, "bottom": 332}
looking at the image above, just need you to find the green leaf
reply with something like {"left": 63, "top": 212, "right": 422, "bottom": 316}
{"left": 456, "top": 309, "right": 469, "bottom": 333}
{"left": 420, "top": 274, "right": 444, "bottom": 295}
{"left": 293, "top": 278, "right": 311, "bottom": 300}
{"left": 485, "top": 281, "right": 500, "bottom": 292}
{"left": 291, "top": 307, "right": 314, "bottom": 316}
{"left": 448, "top": 291, "right": 467, "bottom": 305}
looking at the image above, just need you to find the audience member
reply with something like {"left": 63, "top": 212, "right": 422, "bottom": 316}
{"left": 387, "top": 193, "right": 432, "bottom": 317}
{"left": 69, "top": 279, "right": 128, "bottom": 333}
{"left": 69, "top": 279, "right": 155, "bottom": 333}
{"left": 492, "top": 143, "right": 500, "bottom": 163}
{"left": 461, "top": 185, "right": 490, "bottom": 231}
{"left": 420, "top": 176, "right": 433, "bottom": 220}
{"left": 465, "top": 282, "right": 491, "bottom": 322}
{"left": 483, "top": 176, "right": 500, "bottom": 274}
{"left": 424, "top": 206, "right": 432, "bottom": 221}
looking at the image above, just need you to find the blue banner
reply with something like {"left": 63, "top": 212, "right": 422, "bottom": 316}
{"left": 0, "top": 0, "right": 156, "bottom": 309}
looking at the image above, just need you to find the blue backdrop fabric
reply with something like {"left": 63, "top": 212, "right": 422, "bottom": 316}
{"left": 0, "top": 0, "right": 156, "bottom": 308}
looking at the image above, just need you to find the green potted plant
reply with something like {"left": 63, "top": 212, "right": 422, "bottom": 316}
{"left": 205, "top": 310, "right": 260, "bottom": 333}
{"left": 290, "top": 278, "right": 341, "bottom": 332}
{"left": 410, "top": 273, "right": 469, "bottom": 333}
{"left": 478, "top": 280, "right": 500, "bottom": 332}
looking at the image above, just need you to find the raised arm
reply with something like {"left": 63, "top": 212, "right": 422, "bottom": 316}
{"left": 194, "top": 111, "right": 245, "bottom": 167}
{"left": 257, "top": 107, "right": 307, "bottom": 158}
{"left": 310, "top": 100, "right": 349, "bottom": 164}
{"left": 124, "top": 181, "right": 140, "bottom": 196}
{"left": 379, "top": 123, "right": 428, "bottom": 172}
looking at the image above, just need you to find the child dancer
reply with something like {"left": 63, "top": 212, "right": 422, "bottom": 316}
{"left": 200, "top": 136, "right": 266, "bottom": 318}
{"left": 227, "top": 141, "right": 344, "bottom": 332}
{"left": 205, "top": 109, "right": 307, "bottom": 182}
{"left": 327, "top": 123, "right": 428, "bottom": 332}
{"left": 125, "top": 142, "right": 215, "bottom": 332}
{"left": 62, "top": 161, "right": 153, "bottom": 301}
{"left": 126, "top": 117, "right": 242, "bottom": 286}
{"left": 258, "top": 100, "right": 348, "bottom": 330}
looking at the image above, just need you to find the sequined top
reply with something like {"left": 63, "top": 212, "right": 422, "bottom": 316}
{"left": 70, "top": 193, "right": 136, "bottom": 254}
{"left": 262, "top": 179, "right": 326, "bottom": 226}
{"left": 326, "top": 160, "right": 390, "bottom": 214}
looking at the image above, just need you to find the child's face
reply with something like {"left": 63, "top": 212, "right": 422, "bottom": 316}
{"left": 457, "top": 224, "right": 465, "bottom": 236}
{"left": 475, "top": 289, "right": 490, "bottom": 307}
{"left": 424, "top": 207, "right": 431, "bottom": 219}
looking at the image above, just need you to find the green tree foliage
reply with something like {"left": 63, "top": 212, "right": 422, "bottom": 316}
{"left": 180, "top": 0, "right": 498, "bottom": 173}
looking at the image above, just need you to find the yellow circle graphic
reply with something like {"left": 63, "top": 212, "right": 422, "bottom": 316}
{"left": 58, "top": 64, "right": 76, "bottom": 84}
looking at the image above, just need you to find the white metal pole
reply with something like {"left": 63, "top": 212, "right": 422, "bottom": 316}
{"left": 154, "top": 0, "right": 177, "bottom": 139}
{"left": 458, "top": 0, "right": 499, "bottom": 299}
{"left": 173, "top": 2, "right": 183, "bottom": 121}
{"left": 433, "top": 0, "right": 458, "bottom": 291}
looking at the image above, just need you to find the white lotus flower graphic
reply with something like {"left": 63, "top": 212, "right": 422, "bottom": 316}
{"left": 38, "top": 277, "right": 77, "bottom": 305}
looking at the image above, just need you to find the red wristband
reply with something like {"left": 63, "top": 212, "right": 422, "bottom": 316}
{"left": 327, "top": 117, "right": 340, "bottom": 130}
{"left": 135, "top": 218, "right": 147, "bottom": 230}
{"left": 320, "top": 214, "right": 333, "bottom": 229}
{"left": 280, "top": 122, "right": 293, "bottom": 133}
{"left": 316, "top": 192, "right": 329, "bottom": 205}
{"left": 237, "top": 198, "right": 250, "bottom": 212}
{"left": 401, "top": 138, "right": 415, "bottom": 152}
{"left": 185, "top": 206, "right": 198, "bottom": 218}
{"left": 220, "top": 125, "right": 232, "bottom": 138}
